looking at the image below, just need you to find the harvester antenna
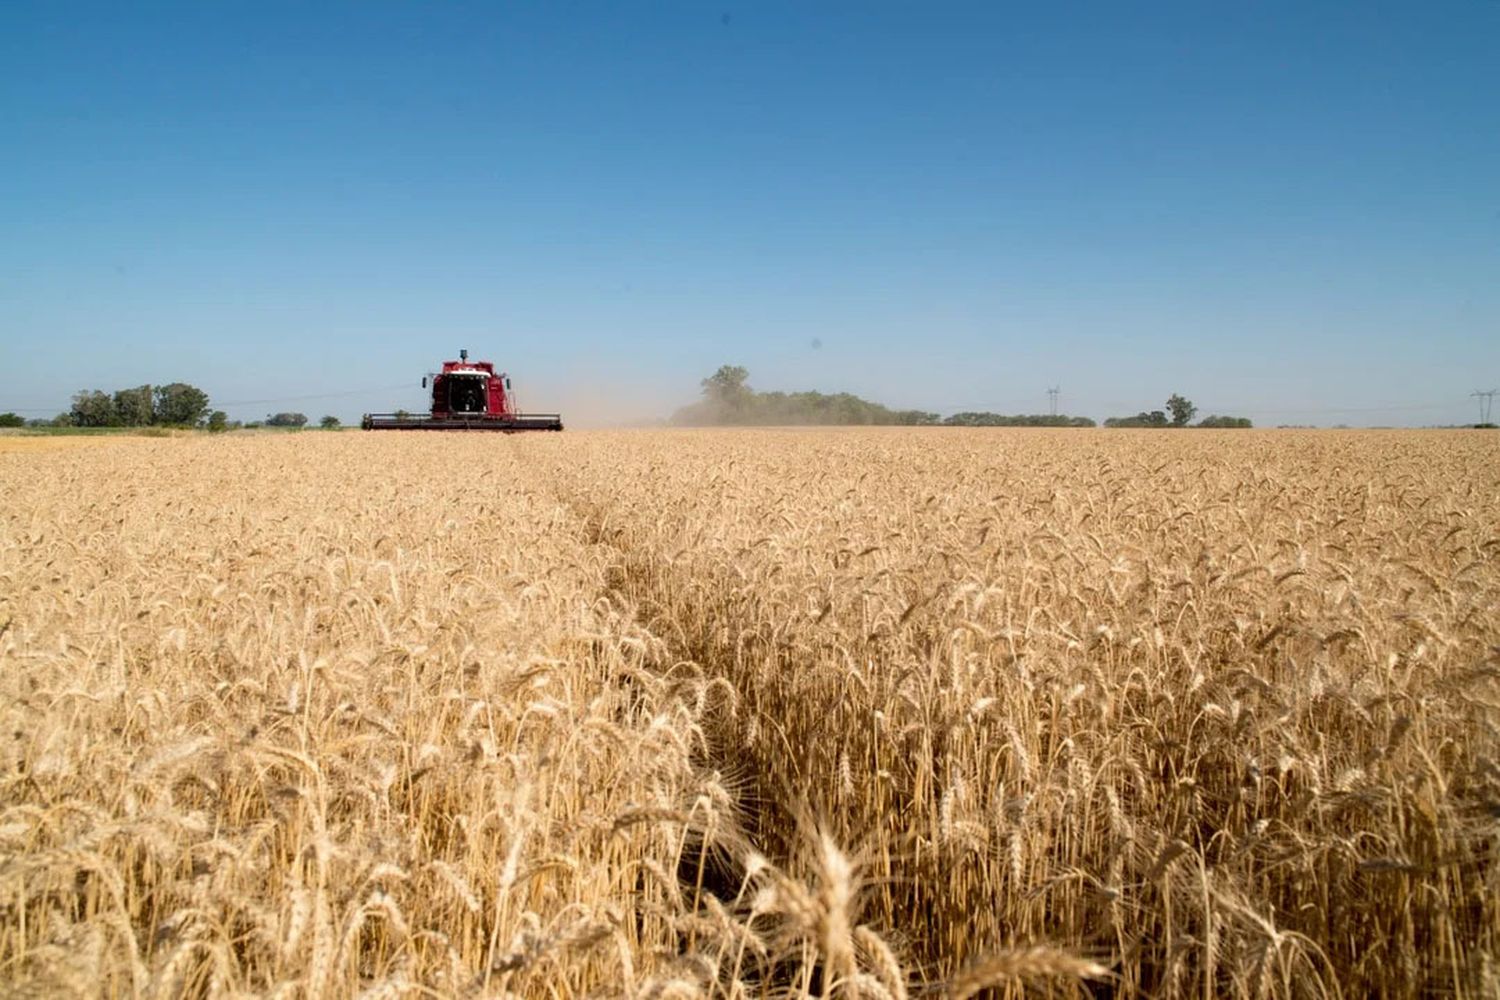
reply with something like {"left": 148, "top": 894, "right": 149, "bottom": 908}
{"left": 1472, "top": 389, "right": 1497, "bottom": 426}
{"left": 1047, "top": 386, "right": 1060, "bottom": 417}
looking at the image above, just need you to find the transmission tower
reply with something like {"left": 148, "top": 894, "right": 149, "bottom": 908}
{"left": 1047, "top": 386, "right": 1060, "bottom": 417}
{"left": 1473, "top": 389, "right": 1497, "bottom": 426}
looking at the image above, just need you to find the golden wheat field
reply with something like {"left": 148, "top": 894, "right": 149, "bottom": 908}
{"left": 2, "top": 428, "right": 1497, "bottom": 999}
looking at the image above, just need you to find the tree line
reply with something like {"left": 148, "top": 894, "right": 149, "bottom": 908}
{"left": 673, "top": 366, "right": 1100, "bottom": 427}
{"left": 1103, "top": 394, "right": 1252, "bottom": 428}
{"left": 671, "top": 366, "right": 941, "bottom": 425}
{"left": 64, "top": 383, "right": 215, "bottom": 428}
{"left": 672, "top": 369, "right": 1257, "bottom": 430}
{"left": 5, "top": 383, "right": 345, "bottom": 432}
{"left": 255, "top": 414, "right": 342, "bottom": 429}
{"left": 943, "top": 412, "right": 1096, "bottom": 427}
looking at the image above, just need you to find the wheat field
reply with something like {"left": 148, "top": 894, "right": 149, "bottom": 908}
{"left": 2, "top": 429, "right": 1497, "bottom": 998}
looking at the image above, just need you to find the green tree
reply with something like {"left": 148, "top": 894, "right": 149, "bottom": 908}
{"left": 701, "top": 364, "right": 753, "bottom": 420}
{"left": 1166, "top": 393, "right": 1197, "bottom": 427}
{"left": 702, "top": 364, "right": 749, "bottom": 399}
{"left": 266, "top": 412, "right": 308, "bottom": 427}
{"left": 113, "top": 384, "right": 154, "bottom": 426}
{"left": 154, "top": 383, "right": 211, "bottom": 425}
{"left": 71, "top": 390, "right": 117, "bottom": 427}
{"left": 0, "top": 412, "right": 24, "bottom": 428}
{"left": 320, "top": 414, "right": 341, "bottom": 429}
{"left": 206, "top": 410, "right": 229, "bottom": 433}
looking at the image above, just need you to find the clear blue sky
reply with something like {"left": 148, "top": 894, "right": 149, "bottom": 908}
{"left": 2, "top": 2, "right": 1497, "bottom": 426}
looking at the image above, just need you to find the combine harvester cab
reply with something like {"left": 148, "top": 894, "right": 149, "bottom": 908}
{"left": 362, "top": 350, "right": 563, "bottom": 431}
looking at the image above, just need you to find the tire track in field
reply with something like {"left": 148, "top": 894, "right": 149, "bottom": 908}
{"left": 514, "top": 441, "right": 798, "bottom": 910}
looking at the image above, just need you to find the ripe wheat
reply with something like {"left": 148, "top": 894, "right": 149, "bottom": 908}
{"left": 2, "top": 427, "right": 1497, "bottom": 997}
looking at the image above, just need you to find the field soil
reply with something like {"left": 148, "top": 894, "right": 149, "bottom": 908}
{"left": 2, "top": 429, "right": 1497, "bottom": 998}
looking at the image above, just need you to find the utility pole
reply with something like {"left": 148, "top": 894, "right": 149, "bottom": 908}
{"left": 1047, "top": 386, "right": 1060, "bottom": 417}
{"left": 1473, "top": 389, "right": 1497, "bottom": 426}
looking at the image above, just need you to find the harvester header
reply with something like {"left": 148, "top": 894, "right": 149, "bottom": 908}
{"left": 362, "top": 349, "right": 563, "bottom": 432}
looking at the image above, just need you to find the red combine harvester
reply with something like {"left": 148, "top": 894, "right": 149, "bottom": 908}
{"left": 362, "top": 350, "right": 563, "bottom": 432}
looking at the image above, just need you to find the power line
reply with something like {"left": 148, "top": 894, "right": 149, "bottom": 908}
{"left": 1473, "top": 389, "right": 1497, "bottom": 425}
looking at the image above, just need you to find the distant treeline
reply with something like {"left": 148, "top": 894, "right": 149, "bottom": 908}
{"left": 1104, "top": 395, "right": 1253, "bottom": 428}
{"left": 60, "top": 383, "right": 215, "bottom": 428}
{"left": 1104, "top": 413, "right": 1253, "bottom": 428}
{"left": 673, "top": 367, "right": 1098, "bottom": 427}
{"left": 673, "top": 390, "right": 939, "bottom": 426}
{"left": 671, "top": 367, "right": 937, "bottom": 425}
{"left": 12, "top": 386, "right": 342, "bottom": 433}
{"left": 944, "top": 412, "right": 1095, "bottom": 427}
